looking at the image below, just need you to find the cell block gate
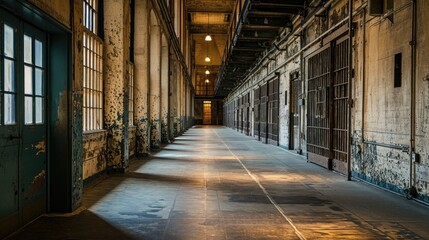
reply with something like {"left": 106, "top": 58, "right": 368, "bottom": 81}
{"left": 307, "top": 36, "right": 349, "bottom": 174}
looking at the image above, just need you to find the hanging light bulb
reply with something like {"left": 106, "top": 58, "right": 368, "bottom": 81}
{"left": 205, "top": 69, "right": 210, "bottom": 75}
{"left": 205, "top": 56, "right": 211, "bottom": 62}
{"left": 205, "top": 13, "right": 212, "bottom": 41}
{"left": 205, "top": 79, "right": 210, "bottom": 83}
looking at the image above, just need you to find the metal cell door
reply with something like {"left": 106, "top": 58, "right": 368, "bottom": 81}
{"left": 253, "top": 88, "right": 260, "bottom": 140}
{"left": 260, "top": 83, "right": 268, "bottom": 143}
{"left": 0, "top": 13, "right": 48, "bottom": 233}
{"left": 268, "top": 78, "right": 279, "bottom": 145}
{"left": 307, "top": 45, "right": 331, "bottom": 169}
{"left": 246, "top": 92, "right": 250, "bottom": 136}
{"left": 332, "top": 38, "right": 349, "bottom": 173}
{"left": 307, "top": 37, "right": 349, "bottom": 174}
{"left": 289, "top": 72, "right": 301, "bottom": 151}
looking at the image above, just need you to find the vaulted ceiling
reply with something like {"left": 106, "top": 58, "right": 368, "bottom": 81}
{"left": 186, "top": 0, "right": 306, "bottom": 97}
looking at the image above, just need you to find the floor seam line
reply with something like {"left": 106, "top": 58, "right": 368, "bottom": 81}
{"left": 214, "top": 129, "right": 307, "bottom": 240}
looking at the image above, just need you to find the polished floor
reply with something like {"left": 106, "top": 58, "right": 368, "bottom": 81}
{"left": 7, "top": 126, "right": 429, "bottom": 240}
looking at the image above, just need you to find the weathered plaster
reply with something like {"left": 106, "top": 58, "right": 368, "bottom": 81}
{"left": 104, "top": 0, "right": 130, "bottom": 170}
{"left": 134, "top": 0, "right": 150, "bottom": 155}
{"left": 28, "top": 0, "right": 70, "bottom": 27}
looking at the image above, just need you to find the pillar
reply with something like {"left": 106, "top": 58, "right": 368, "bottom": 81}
{"left": 161, "top": 35, "right": 170, "bottom": 143}
{"left": 134, "top": 0, "right": 150, "bottom": 155}
{"left": 104, "top": 0, "right": 130, "bottom": 170}
{"left": 149, "top": 10, "right": 162, "bottom": 149}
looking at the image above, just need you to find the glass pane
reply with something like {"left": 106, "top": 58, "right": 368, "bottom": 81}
{"left": 4, "top": 59, "right": 15, "bottom": 92}
{"left": 35, "top": 68, "right": 43, "bottom": 95}
{"left": 25, "top": 96, "right": 33, "bottom": 124}
{"left": 4, "top": 94, "right": 15, "bottom": 125}
{"left": 25, "top": 66, "right": 33, "bottom": 94}
{"left": 4, "top": 24, "right": 14, "bottom": 57}
{"left": 24, "top": 35, "right": 32, "bottom": 64}
{"left": 35, "top": 97, "right": 43, "bottom": 124}
{"left": 35, "top": 40, "right": 43, "bottom": 67}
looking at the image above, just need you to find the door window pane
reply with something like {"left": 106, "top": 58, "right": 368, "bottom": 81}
{"left": 4, "top": 24, "right": 14, "bottom": 57}
{"left": 24, "top": 35, "right": 32, "bottom": 64}
{"left": 35, "top": 97, "right": 43, "bottom": 124}
{"left": 35, "top": 68, "right": 43, "bottom": 95}
{"left": 35, "top": 40, "right": 43, "bottom": 67}
{"left": 24, "top": 66, "right": 33, "bottom": 94}
{"left": 4, "top": 59, "right": 15, "bottom": 92}
{"left": 25, "top": 96, "right": 33, "bottom": 124}
{"left": 4, "top": 94, "right": 15, "bottom": 125}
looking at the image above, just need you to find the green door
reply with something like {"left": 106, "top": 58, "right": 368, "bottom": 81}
{"left": 0, "top": 10, "right": 47, "bottom": 236}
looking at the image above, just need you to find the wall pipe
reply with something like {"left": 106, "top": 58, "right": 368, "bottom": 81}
{"left": 361, "top": 9, "right": 366, "bottom": 144}
{"left": 346, "top": 0, "right": 353, "bottom": 181}
{"left": 409, "top": 0, "right": 417, "bottom": 198}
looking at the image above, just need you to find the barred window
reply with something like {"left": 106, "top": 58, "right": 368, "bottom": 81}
{"left": 83, "top": 0, "right": 103, "bottom": 131}
{"left": 83, "top": 0, "right": 97, "bottom": 34}
{"left": 128, "top": 63, "right": 134, "bottom": 126}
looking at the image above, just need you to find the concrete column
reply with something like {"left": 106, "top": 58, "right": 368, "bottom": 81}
{"left": 161, "top": 35, "right": 170, "bottom": 143}
{"left": 134, "top": 0, "right": 150, "bottom": 155}
{"left": 149, "top": 11, "right": 162, "bottom": 149}
{"left": 104, "top": 0, "right": 130, "bottom": 170}
{"left": 169, "top": 57, "right": 177, "bottom": 139}
{"left": 178, "top": 72, "right": 183, "bottom": 133}
{"left": 71, "top": 0, "right": 84, "bottom": 210}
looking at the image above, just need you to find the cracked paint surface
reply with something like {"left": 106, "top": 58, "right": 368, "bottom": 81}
{"left": 103, "top": 0, "right": 130, "bottom": 171}
{"left": 24, "top": 170, "right": 45, "bottom": 199}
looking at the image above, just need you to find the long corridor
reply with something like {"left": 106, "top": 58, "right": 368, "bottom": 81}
{"left": 8, "top": 126, "right": 429, "bottom": 240}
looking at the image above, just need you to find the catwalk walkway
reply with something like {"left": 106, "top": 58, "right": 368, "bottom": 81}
{"left": 7, "top": 126, "right": 429, "bottom": 240}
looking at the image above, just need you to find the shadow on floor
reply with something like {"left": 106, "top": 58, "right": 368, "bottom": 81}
{"left": 6, "top": 210, "right": 137, "bottom": 240}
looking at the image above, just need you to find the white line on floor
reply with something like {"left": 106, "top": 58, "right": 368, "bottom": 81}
{"left": 214, "top": 130, "right": 307, "bottom": 240}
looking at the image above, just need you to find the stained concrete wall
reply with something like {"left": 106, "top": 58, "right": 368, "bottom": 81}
{"left": 224, "top": 0, "right": 429, "bottom": 203}
{"left": 414, "top": 0, "right": 429, "bottom": 201}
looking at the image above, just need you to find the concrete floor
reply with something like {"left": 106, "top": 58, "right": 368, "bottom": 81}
{"left": 7, "top": 126, "right": 429, "bottom": 240}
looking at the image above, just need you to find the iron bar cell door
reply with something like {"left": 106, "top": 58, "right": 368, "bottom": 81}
{"left": 307, "top": 36, "right": 349, "bottom": 174}
{"left": 259, "top": 83, "right": 268, "bottom": 143}
{"left": 253, "top": 87, "right": 260, "bottom": 140}
{"left": 267, "top": 77, "right": 279, "bottom": 145}
{"left": 289, "top": 71, "right": 301, "bottom": 151}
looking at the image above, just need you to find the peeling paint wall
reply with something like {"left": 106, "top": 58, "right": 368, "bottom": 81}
{"left": 129, "top": 127, "right": 136, "bottom": 157}
{"left": 104, "top": 0, "right": 130, "bottom": 170}
{"left": 134, "top": 0, "right": 150, "bottom": 155}
{"left": 149, "top": 11, "right": 162, "bottom": 149}
{"left": 83, "top": 132, "right": 107, "bottom": 181}
{"left": 71, "top": 0, "right": 84, "bottom": 211}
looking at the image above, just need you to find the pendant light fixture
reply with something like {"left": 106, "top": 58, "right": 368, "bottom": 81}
{"left": 205, "top": 56, "right": 211, "bottom": 62}
{"left": 205, "top": 69, "right": 210, "bottom": 75}
{"left": 205, "top": 13, "right": 212, "bottom": 41}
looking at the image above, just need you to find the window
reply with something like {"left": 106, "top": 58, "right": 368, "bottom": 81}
{"left": 394, "top": 53, "right": 402, "bottom": 88}
{"left": 1, "top": 23, "right": 16, "bottom": 125}
{"left": 83, "top": 0, "right": 98, "bottom": 34}
{"left": 196, "top": 76, "right": 214, "bottom": 96}
{"left": 128, "top": 62, "right": 134, "bottom": 126}
{"left": 83, "top": 0, "right": 103, "bottom": 131}
{"left": 23, "top": 35, "right": 45, "bottom": 125}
